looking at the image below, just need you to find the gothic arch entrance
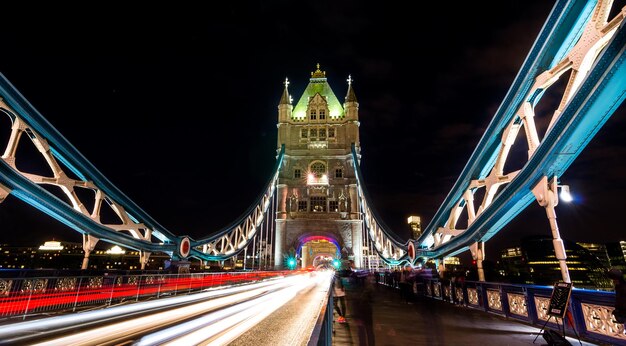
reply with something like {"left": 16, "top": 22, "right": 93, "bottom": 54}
{"left": 297, "top": 235, "right": 340, "bottom": 269}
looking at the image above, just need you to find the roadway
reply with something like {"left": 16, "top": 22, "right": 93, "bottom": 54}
{"left": 0, "top": 272, "right": 330, "bottom": 345}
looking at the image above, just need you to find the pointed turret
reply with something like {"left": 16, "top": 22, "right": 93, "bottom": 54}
{"left": 345, "top": 75, "right": 358, "bottom": 103}
{"left": 278, "top": 77, "right": 292, "bottom": 124}
{"left": 279, "top": 77, "right": 291, "bottom": 105}
{"left": 344, "top": 75, "right": 359, "bottom": 121}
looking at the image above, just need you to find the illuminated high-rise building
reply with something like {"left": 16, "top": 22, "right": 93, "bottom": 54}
{"left": 606, "top": 241, "right": 626, "bottom": 271}
{"left": 498, "top": 236, "right": 612, "bottom": 290}
{"left": 407, "top": 216, "right": 422, "bottom": 238}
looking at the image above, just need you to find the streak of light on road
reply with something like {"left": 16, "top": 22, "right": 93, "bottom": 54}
{"left": 21, "top": 272, "right": 331, "bottom": 346}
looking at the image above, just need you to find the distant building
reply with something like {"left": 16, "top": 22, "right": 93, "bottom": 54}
{"left": 407, "top": 216, "right": 422, "bottom": 239}
{"left": 499, "top": 247, "right": 526, "bottom": 281}
{"left": 577, "top": 242, "right": 611, "bottom": 269}
{"left": 443, "top": 256, "right": 463, "bottom": 273}
{"left": 606, "top": 241, "right": 626, "bottom": 271}
{"left": 499, "top": 236, "right": 612, "bottom": 290}
{"left": 0, "top": 241, "right": 170, "bottom": 271}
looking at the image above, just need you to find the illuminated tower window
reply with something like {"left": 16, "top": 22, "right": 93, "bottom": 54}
{"left": 310, "top": 196, "right": 327, "bottom": 212}
{"left": 310, "top": 162, "right": 326, "bottom": 177}
{"left": 329, "top": 200, "right": 339, "bottom": 212}
{"left": 310, "top": 110, "right": 317, "bottom": 120}
{"left": 301, "top": 129, "right": 308, "bottom": 138}
{"left": 319, "top": 109, "right": 326, "bottom": 120}
{"left": 298, "top": 200, "right": 308, "bottom": 212}
{"left": 335, "top": 168, "right": 343, "bottom": 178}
{"left": 294, "top": 169, "right": 302, "bottom": 179}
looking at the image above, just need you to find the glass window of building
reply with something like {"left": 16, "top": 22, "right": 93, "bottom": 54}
{"left": 298, "top": 200, "right": 308, "bottom": 212}
{"left": 310, "top": 162, "right": 326, "bottom": 177}
{"left": 328, "top": 128, "right": 335, "bottom": 138}
{"left": 301, "top": 128, "right": 308, "bottom": 138}
{"left": 310, "top": 129, "right": 318, "bottom": 139}
{"left": 319, "top": 128, "right": 326, "bottom": 139}
{"left": 335, "top": 168, "right": 343, "bottom": 178}
{"left": 310, "top": 196, "right": 327, "bottom": 212}
{"left": 319, "top": 109, "right": 326, "bottom": 120}
{"left": 310, "top": 110, "right": 317, "bottom": 120}
{"left": 294, "top": 169, "right": 302, "bottom": 179}
{"left": 329, "top": 200, "right": 339, "bottom": 212}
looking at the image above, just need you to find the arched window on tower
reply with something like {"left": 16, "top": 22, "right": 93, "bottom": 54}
{"left": 307, "top": 161, "right": 328, "bottom": 185}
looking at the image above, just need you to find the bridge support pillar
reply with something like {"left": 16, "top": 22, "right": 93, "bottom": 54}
{"left": 81, "top": 234, "right": 99, "bottom": 270}
{"left": 438, "top": 259, "right": 446, "bottom": 277}
{"left": 139, "top": 251, "right": 151, "bottom": 270}
{"left": 351, "top": 222, "right": 363, "bottom": 268}
{"left": 532, "top": 176, "right": 571, "bottom": 283}
{"left": 470, "top": 242, "right": 485, "bottom": 282}
{"left": 274, "top": 220, "right": 286, "bottom": 269}
{"left": 301, "top": 245, "right": 309, "bottom": 268}
{"left": 0, "top": 182, "right": 10, "bottom": 203}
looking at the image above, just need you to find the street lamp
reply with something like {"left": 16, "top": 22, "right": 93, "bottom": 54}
{"left": 559, "top": 185, "right": 573, "bottom": 202}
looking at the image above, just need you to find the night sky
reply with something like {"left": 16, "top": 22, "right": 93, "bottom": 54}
{"left": 0, "top": 1, "right": 624, "bottom": 264}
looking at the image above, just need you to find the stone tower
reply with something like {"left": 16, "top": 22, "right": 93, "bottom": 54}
{"left": 274, "top": 64, "right": 363, "bottom": 269}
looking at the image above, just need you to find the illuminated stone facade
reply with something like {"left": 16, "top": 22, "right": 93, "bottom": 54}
{"left": 274, "top": 65, "right": 363, "bottom": 269}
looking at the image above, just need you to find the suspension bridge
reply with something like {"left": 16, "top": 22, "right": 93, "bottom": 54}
{"left": 0, "top": 0, "right": 625, "bottom": 344}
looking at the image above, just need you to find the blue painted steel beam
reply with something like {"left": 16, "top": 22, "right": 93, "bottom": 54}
{"left": 191, "top": 144, "right": 284, "bottom": 246}
{"left": 0, "top": 73, "right": 179, "bottom": 244}
{"left": 351, "top": 144, "right": 407, "bottom": 247}
{"left": 0, "top": 160, "right": 176, "bottom": 252}
{"left": 417, "top": 0, "right": 598, "bottom": 245}
{"left": 418, "top": 17, "right": 626, "bottom": 258}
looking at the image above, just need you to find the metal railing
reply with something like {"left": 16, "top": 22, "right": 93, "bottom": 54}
{"left": 376, "top": 273, "right": 624, "bottom": 345}
{"left": 307, "top": 277, "right": 334, "bottom": 346}
{"left": 0, "top": 270, "right": 293, "bottom": 319}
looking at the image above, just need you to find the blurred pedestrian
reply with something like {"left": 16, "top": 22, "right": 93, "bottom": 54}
{"left": 608, "top": 268, "right": 626, "bottom": 326}
{"left": 333, "top": 272, "right": 347, "bottom": 323}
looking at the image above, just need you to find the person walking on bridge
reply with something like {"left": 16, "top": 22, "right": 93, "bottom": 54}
{"left": 333, "top": 271, "right": 347, "bottom": 323}
{"left": 609, "top": 268, "right": 626, "bottom": 326}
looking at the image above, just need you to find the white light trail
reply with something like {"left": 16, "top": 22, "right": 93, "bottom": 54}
{"left": 0, "top": 277, "right": 286, "bottom": 340}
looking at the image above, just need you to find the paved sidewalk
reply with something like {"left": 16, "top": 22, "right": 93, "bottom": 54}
{"left": 332, "top": 281, "right": 603, "bottom": 346}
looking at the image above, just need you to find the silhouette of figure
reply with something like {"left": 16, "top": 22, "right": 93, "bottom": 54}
{"left": 333, "top": 272, "right": 347, "bottom": 323}
{"left": 349, "top": 272, "right": 375, "bottom": 345}
{"left": 609, "top": 268, "right": 626, "bottom": 326}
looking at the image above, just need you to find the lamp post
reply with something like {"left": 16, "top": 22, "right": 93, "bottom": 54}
{"left": 532, "top": 176, "right": 573, "bottom": 283}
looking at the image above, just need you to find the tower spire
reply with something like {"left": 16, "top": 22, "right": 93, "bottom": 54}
{"left": 311, "top": 63, "right": 326, "bottom": 79}
{"left": 345, "top": 75, "right": 357, "bottom": 103}
{"left": 279, "top": 77, "right": 291, "bottom": 105}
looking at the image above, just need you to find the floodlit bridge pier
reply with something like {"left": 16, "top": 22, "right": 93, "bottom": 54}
{"left": 0, "top": 0, "right": 626, "bottom": 345}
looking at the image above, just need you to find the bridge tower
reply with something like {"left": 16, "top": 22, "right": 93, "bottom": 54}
{"left": 274, "top": 64, "right": 363, "bottom": 269}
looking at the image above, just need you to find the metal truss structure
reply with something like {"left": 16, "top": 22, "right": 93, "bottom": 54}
{"left": 411, "top": 0, "right": 626, "bottom": 270}
{"left": 0, "top": 73, "right": 284, "bottom": 267}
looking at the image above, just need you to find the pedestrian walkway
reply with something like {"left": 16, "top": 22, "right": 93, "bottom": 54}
{"left": 332, "top": 280, "right": 603, "bottom": 346}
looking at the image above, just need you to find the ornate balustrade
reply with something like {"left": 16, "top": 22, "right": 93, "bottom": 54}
{"left": 419, "top": 279, "right": 623, "bottom": 345}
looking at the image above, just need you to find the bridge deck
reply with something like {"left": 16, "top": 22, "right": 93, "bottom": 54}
{"left": 332, "top": 281, "right": 602, "bottom": 346}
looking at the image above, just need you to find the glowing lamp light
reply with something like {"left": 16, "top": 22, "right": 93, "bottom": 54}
{"left": 559, "top": 185, "right": 573, "bottom": 202}
{"left": 332, "top": 258, "right": 341, "bottom": 269}
{"left": 106, "top": 245, "right": 126, "bottom": 255}
{"left": 39, "top": 241, "right": 64, "bottom": 251}
{"left": 286, "top": 257, "right": 297, "bottom": 270}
